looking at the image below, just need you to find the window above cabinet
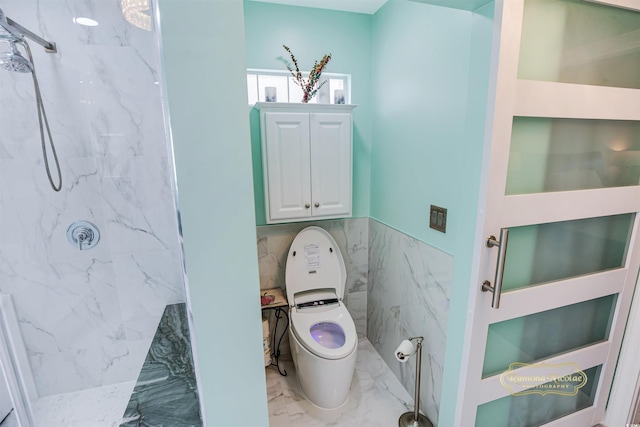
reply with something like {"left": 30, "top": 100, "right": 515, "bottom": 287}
{"left": 247, "top": 69, "right": 351, "bottom": 105}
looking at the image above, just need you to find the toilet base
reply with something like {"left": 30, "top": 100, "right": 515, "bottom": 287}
{"left": 296, "top": 379, "right": 351, "bottom": 411}
{"left": 289, "top": 328, "right": 357, "bottom": 409}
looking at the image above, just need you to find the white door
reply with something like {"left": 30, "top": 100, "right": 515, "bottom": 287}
{"left": 460, "top": 1, "right": 640, "bottom": 426}
{"left": 309, "top": 112, "right": 352, "bottom": 218}
{"left": 263, "top": 112, "right": 312, "bottom": 223}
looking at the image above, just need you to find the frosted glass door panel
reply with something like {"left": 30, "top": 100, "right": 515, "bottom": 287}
{"left": 518, "top": 0, "right": 640, "bottom": 89}
{"left": 501, "top": 214, "right": 633, "bottom": 293}
{"left": 482, "top": 295, "right": 615, "bottom": 378}
{"left": 476, "top": 365, "right": 602, "bottom": 427}
{"left": 506, "top": 118, "right": 640, "bottom": 195}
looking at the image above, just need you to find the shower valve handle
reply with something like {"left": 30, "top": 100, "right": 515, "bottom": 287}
{"left": 66, "top": 221, "right": 100, "bottom": 251}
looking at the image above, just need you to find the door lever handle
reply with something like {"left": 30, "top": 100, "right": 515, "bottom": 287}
{"left": 482, "top": 228, "right": 509, "bottom": 309}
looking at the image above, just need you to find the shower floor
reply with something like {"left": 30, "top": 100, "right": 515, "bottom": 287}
{"left": 266, "top": 338, "right": 415, "bottom": 427}
{"left": 0, "top": 303, "right": 201, "bottom": 427}
{"left": 0, "top": 381, "right": 135, "bottom": 427}
{"left": 33, "top": 381, "right": 136, "bottom": 426}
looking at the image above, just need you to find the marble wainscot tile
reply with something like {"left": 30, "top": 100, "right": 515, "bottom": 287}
{"left": 345, "top": 290, "right": 367, "bottom": 340}
{"left": 367, "top": 219, "right": 452, "bottom": 424}
{"left": 321, "top": 218, "right": 369, "bottom": 294}
{"left": 120, "top": 303, "right": 202, "bottom": 427}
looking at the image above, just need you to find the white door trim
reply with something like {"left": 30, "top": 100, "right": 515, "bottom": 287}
{"left": 604, "top": 270, "right": 640, "bottom": 426}
{"left": 586, "top": 0, "right": 640, "bottom": 424}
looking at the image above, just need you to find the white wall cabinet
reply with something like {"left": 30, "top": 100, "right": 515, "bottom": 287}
{"left": 256, "top": 103, "right": 357, "bottom": 224}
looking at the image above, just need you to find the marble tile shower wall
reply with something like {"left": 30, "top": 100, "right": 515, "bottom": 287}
{"left": 367, "top": 219, "right": 452, "bottom": 424}
{"left": 0, "top": 0, "right": 185, "bottom": 398}
{"left": 256, "top": 218, "right": 369, "bottom": 343}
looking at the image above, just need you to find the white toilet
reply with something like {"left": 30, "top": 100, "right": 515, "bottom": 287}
{"left": 285, "top": 226, "right": 357, "bottom": 409}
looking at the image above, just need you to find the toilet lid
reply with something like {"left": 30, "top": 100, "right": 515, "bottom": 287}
{"left": 285, "top": 226, "right": 346, "bottom": 304}
{"left": 291, "top": 303, "right": 357, "bottom": 360}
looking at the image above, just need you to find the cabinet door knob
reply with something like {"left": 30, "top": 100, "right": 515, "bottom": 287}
{"left": 305, "top": 203, "right": 310, "bottom": 209}
{"left": 314, "top": 202, "right": 320, "bottom": 208}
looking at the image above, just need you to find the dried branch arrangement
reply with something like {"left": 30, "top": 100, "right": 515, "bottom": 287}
{"left": 283, "top": 45, "right": 332, "bottom": 103}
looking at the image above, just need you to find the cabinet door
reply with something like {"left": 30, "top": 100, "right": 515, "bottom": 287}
{"left": 263, "top": 112, "right": 312, "bottom": 222}
{"left": 309, "top": 113, "right": 352, "bottom": 218}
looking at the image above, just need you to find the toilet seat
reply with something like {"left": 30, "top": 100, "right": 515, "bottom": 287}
{"left": 290, "top": 302, "right": 357, "bottom": 360}
{"left": 285, "top": 226, "right": 356, "bottom": 360}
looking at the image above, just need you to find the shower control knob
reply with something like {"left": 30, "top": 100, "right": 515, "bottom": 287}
{"left": 66, "top": 221, "right": 100, "bottom": 251}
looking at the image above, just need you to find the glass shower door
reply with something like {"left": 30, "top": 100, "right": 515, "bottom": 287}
{"left": 460, "top": 0, "right": 640, "bottom": 426}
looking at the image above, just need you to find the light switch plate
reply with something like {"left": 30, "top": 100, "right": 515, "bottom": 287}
{"left": 429, "top": 205, "right": 447, "bottom": 233}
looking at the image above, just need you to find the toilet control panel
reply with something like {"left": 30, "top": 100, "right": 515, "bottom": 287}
{"left": 297, "top": 298, "right": 339, "bottom": 309}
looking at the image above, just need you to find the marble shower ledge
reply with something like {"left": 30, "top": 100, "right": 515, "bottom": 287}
{"left": 120, "top": 303, "right": 203, "bottom": 427}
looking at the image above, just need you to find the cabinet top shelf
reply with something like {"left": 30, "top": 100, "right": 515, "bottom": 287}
{"left": 254, "top": 102, "right": 358, "bottom": 112}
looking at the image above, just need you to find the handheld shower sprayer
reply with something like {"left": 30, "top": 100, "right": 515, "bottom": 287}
{"left": 0, "top": 8, "right": 62, "bottom": 192}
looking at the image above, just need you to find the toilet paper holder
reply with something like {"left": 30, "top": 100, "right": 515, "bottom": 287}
{"left": 395, "top": 336, "right": 433, "bottom": 427}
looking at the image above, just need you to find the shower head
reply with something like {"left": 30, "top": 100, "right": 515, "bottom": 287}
{"left": 0, "top": 7, "right": 37, "bottom": 73}
{"left": 0, "top": 41, "right": 33, "bottom": 73}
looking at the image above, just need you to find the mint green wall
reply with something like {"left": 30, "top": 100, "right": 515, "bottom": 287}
{"left": 244, "top": 1, "right": 372, "bottom": 225}
{"left": 157, "top": 1, "right": 268, "bottom": 426}
{"left": 371, "top": 0, "right": 476, "bottom": 255}
{"left": 439, "top": 2, "right": 495, "bottom": 426}
{"left": 371, "top": 1, "right": 494, "bottom": 425}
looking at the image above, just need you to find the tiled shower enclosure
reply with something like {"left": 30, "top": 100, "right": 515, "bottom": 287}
{"left": 0, "top": 1, "right": 194, "bottom": 425}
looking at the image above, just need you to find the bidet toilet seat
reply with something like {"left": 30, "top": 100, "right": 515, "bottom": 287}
{"left": 285, "top": 226, "right": 358, "bottom": 409}
{"left": 285, "top": 226, "right": 346, "bottom": 304}
{"left": 290, "top": 302, "right": 357, "bottom": 360}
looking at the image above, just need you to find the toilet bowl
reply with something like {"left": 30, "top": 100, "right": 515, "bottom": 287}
{"left": 285, "top": 226, "right": 357, "bottom": 409}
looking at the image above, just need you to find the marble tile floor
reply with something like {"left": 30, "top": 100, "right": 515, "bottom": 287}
{"left": 266, "top": 338, "right": 418, "bottom": 427}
